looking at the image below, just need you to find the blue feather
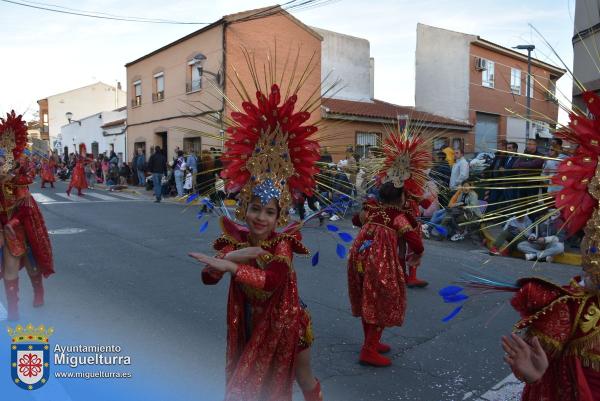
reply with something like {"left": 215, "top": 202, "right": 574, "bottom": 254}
{"left": 359, "top": 240, "right": 373, "bottom": 253}
{"left": 438, "top": 285, "right": 464, "bottom": 297}
{"left": 443, "top": 294, "right": 469, "bottom": 303}
{"left": 326, "top": 224, "right": 339, "bottom": 232}
{"left": 338, "top": 232, "right": 353, "bottom": 243}
{"left": 199, "top": 221, "right": 209, "bottom": 233}
{"left": 336, "top": 244, "right": 347, "bottom": 259}
{"left": 311, "top": 252, "right": 319, "bottom": 266}
{"left": 186, "top": 193, "right": 199, "bottom": 204}
{"left": 202, "top": 198, "right": 215, "bottom": 209}
{"left": 442, "top": 305, "right": 463, "bottom": 322}
{"left": 197, "top": 211, "right": 204, "bottom": 220}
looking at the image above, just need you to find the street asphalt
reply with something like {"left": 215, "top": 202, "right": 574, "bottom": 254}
{"left": 0, "top": 179, "right": 578, "bottom": 401}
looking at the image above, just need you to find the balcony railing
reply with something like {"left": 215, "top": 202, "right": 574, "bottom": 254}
{"left": 131, "top": 96, "right": 142, "bottom": 107}
{"left": 186, "top": 80, "right": 202, "bottom": 93}
{"left": 152, "top": 91, "right": 164, "bottom": 102}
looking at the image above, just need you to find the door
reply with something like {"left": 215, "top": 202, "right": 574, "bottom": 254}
{"left": 474, "top": 113, "right": 499, "bottom": 153}
{"left": 156, "top": 132, "right": 167, "bottom": 158}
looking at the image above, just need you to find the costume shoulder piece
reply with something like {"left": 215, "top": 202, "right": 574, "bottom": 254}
{"left": 213, "top": 217, "right": 249, "bottom": 250}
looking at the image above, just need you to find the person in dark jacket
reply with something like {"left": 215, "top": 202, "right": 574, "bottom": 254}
{"left": 148, "top": 146, "right": 167, "bottom": 202}
{"left": 483, "top": 140, "right": 507, "bottom": 210}
{"left": 512, "top": 139, "right": 544, "bottom": 200}
{"left": 431, "top": 151, "right": 451, "bottom": 206}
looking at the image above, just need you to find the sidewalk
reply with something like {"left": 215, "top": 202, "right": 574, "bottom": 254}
{"left": 482, "top": 225, "right": 581, "bottom": 267}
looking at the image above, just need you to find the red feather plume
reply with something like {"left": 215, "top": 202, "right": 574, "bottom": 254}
{"left": 0, "top": 110, "right": 28, "bottom": 159}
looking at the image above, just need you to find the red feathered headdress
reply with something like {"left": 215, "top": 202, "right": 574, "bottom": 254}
{"left": 374, "top": 128, "right": 432, "bottom": 199}
{"left": 0, "top": 111, "right": 28, "bottom": 171}
{"left": 220, "top": 84, "right": 320, "bottom": 226}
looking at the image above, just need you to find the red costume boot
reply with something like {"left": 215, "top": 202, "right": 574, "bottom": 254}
{"left": 362, "top": 319, "right": 390, "bottom": 353}
{"left": 359, "top": 325, "right": 391, "bottom": 367}
{"left": 302, "top": 378, "right": 323, "bottom": 401}
{"left": 406, "top": 266, "right": 428, "bottom": 288}
{"left": 77, "top": 189, "right": 83, "bottom": 196}
{"left": 29, "top": 273, "right": 44, "bottom": 307}
{"left": 66, "top": 187, "right": 71, "bottom": 196}
{"left": 4, "top": 278, "right": 19, "bottom": 321}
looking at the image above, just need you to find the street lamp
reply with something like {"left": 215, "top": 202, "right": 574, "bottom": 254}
{"left": 193, "top": 53, "right": 223, "bottom": 85}
{"left": 65, "top": 112, "right": 81, "bottom": 126}
{"left": 513, "top": 44, "right": 535, "bottom": 140}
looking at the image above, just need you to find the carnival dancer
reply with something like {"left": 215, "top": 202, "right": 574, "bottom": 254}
{"left": 40, "top": 152, "right": 56, "bottom": 188}
{"left": 66, "top": 143, "right": 89, "bottom": 196}
{"left": 189, "top": 82, "right": 323, "bottom": 401}
{"left": 348, "top": 128, "right": 430, "bottom": 366}
{"left": 0, "top": 111, "right": 54, "bottom": 321}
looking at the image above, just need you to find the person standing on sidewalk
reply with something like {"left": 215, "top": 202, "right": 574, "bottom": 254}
{"left": 148, "top": 146, "right": 167, "bottom": 203}
{"left": 173, "top": 150, "right": 186, "bottom": 198}
{"left": 134, "top": 148, "right": 146, "bottom": 187}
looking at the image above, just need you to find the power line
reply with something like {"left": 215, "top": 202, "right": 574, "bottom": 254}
{"left": 0, "top": 0, "right": 211, "bottom": 24}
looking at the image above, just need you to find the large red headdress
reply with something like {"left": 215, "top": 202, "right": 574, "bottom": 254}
{"left": 372, "top": 127, "right": 432, "bottom": 199}
{"left": 220, "top": 84, "right": 320, "bottom": 226}
{"left": 0, "top": 111, "right": 28, "bottom": 172}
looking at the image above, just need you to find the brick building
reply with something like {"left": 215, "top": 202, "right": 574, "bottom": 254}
{"left": 415, "top": 24, "right": 566, "bottom": 153}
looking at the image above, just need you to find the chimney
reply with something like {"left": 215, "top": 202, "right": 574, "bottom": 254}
{"left": 369, "top": 57, "right": 375, "bottom": 100}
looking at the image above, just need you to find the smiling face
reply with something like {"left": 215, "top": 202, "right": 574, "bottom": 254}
{"left": 245, "top": 197, "right": 279, "bottom": 240}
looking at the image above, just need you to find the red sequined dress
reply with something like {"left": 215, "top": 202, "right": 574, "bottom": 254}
{"left": 348, "top": 198, "right": 424, "bottom": 326}
{"left": 68, "top": 155, "right": 89, "bottom": 191}
{"left": 202, "top": 217, "right": 313, "bottom": 401}
{"left": 0, "top": 159, "right": 54, "bottom": 277}
{"left": 511, "top": 277, "right": 600, "bottom": 401}
{"left": 40, "top": 158, "right": 56, "bottom": 183}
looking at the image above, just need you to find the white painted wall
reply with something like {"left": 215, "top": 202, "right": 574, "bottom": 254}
{"left": 506, "top": 116, "right": 526, "bottom": 152}
{"left": 45, "top": 82, "right": 126, "bottom": 150}
{"left": 60, "top": 109, "right": 127, "bottom": 159}
{"left": 415, "top": 24, "right": 475, "bottom": 122}
{"left": 573, "top": 0, "right": 600, "bottom": 105}
{"left": 314, "top": 27, "right": 372, "bottom": 102}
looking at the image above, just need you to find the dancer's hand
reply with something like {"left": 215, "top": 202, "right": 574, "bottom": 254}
{"left": 224, "top": 247, "right": 267, "bottom": 263}
{"left": 502, "top": 334, "right": 548, "bottom": 384}
{"left": 189, "top": 252, "right": 238, "bottom": 273}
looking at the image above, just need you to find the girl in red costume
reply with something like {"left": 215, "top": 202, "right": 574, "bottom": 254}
{"left": 348, "top": 128, "right": 429, "bottom": 367}
{"left": 0, "top": 111, "right": 54, "bottom": 321}
{"left": 66, "top": 143, "right": 89, "bottom": 196}
{"left": 189, "top": 82, "right": 323, "bottom": 401}
{"left": 40, "top": 153, "right": 56, "bottom": 188}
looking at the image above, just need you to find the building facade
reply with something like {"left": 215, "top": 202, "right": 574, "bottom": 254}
{"left": 60, "top": 107, "right": 127, "bottom": 161}
{"left": 37, "top": 82, "right": 126, "bottom": 152}
{"left": 573, "top": 0, "right": 600, "bottom": 109}
{"left": 415, "top": 24, "right": 565, "bottom": 153}
{"left": 125, "top": 6, "right": 321, "bottom": 163}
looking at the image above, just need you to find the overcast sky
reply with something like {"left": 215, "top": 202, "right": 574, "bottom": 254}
{"left": 0, "top": 0, "right": 578, "bottom": 121}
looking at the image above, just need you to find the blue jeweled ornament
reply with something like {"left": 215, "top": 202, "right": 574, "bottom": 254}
{"left": 252, "top": 179, "right": 281, "bottom": 205}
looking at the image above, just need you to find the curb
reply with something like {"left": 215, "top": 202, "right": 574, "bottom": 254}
{"left": 481, "top": 227, "right": 581, "bottom": 267}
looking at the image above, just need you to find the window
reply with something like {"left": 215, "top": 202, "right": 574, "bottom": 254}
{"left": 183, "top": 137, "right": 201, "bottom": 154}
{"left": 187, "top": 60, "right": 202, "bottom": 93}
{"left": 526, "top": 72, "right": 534, "bottom": 99}
{"left": 356, "top": 132, "right": 381, "bottom": 158}
{"left": 510, "top": 68, "right": 521, "bottom": 95}
{"left": 132, "top": 80, "right": 142, "bottom": 107}
{"left": 153, "top": 73, "right": 164, "bottom": 102}
{"left": 482, "top": 60, "right": 494, "bottom": 88}
{"left": 546, "top": 79, "right": 557, "bottom": 102}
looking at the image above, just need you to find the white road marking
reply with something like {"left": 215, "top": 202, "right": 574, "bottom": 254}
{"left": 0, "top": 302, "right": 6, "bottom": 321}
{"left": 31, "top": 193, "right": 57, "bottom": 203}
{"left": 84, "top": 192, "right": 121, "bottom": 201}
{"left": 107, "top": 192, "right": 141, "bottom": 200}
{"left": 55, "top": 193, "right": 91, "bottom": 202}
{"left": 465, "top": 374, "right": 524, "bottom": 400}
{"left": 48, "top": 228, "right": 87, "bottom": 234}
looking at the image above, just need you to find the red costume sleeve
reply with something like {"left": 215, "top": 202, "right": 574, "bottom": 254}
{"left": 352, "top": 213, "right": 362, "bottom": 227}
{"left": 234, "top": 240, "right": 292, "bottom": 291}
{"left": 13, "top": 164, "right": 35, "bottom": 185}
{"left": 394, "top": 214, "right": 424, "bottom": 254}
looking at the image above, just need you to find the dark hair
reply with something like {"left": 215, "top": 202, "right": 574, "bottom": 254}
{"left": 155, "top": 146, "right": 161, "bottom": 152}
{"left": 508, "top": 142, "right": 518, "bottom": 150}
{"left": 379, "top": 181, "right": 404, "bottom": 203}
{"left": 553, "top": 138, "right": 563, "bottom": 146}
{"left": 177, "top": 150, "right": 184, "bottom": 157}
{"left": 436, "top": 151, "right": 446, "bottom": 159}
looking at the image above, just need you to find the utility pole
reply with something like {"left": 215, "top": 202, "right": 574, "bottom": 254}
{"left": 513, "top": 44, "right": 535, "bottom": 140}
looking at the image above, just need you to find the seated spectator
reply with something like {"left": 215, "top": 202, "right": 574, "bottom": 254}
{"left": 516, "top": 210, "right": 565, "bottom": 262}
{"left": 119, "top": 162, "right": 131, "bottom": 186}
{"left": 489, "top": 215, "right": 533, "bottom": 256}
{"left": 439, "top": 180, "right": 482, "bottom": 241}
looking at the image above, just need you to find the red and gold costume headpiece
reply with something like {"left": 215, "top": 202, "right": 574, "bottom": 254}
{"left": 0, "top": 111, "right": 28, "bottom": 173}
{"left": 220, "top": 84, "right": 320, "bottom": 226}
{"left": 554, "top": 91, "right": 600, "bottom": 289}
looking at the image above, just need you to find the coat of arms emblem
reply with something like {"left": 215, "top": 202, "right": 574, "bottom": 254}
{"left": 8, "top": 323, "right": 53, "bottom": 390}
